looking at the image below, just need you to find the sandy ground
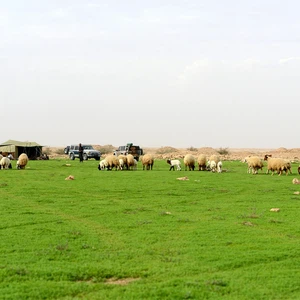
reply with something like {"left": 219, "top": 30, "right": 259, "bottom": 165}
{"left": 47, "top": 146, "right": 300, "bottom": 162}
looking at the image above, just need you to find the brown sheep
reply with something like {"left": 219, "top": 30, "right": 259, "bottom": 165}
{"left": 141, "top": 154, "right": 154, "bottom": 170}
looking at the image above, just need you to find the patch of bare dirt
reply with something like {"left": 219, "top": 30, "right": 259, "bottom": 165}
{"left": 105, "top": 277, "right": 140, "bottom": 285}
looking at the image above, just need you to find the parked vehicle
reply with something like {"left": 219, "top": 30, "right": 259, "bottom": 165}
{"left": 113, "top": 143, "right": 143, "bottom": 161}
{"left": 65, "top": 144, "right": 101, "bottom": 160}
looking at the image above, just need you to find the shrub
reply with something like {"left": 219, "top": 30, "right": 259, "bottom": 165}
{"left": 187, "top": 146, "right": 198, "bottom": 152}
{"left": 217, "top": 147, "right": 230, "bottom": 155}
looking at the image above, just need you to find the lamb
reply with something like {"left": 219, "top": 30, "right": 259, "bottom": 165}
{"left": 167, "top": 159, "right": 181, "bottom": 171}
{"left": 141, "top": 154, "right": 154, "bottom": 170}
{"left": 264, "top": 154, "right": 292, "bottom": 176}
{"left": 244, "top": 156, "right": 264, "bottom": 174}
{"left": 197, "top": 154, "right": 207, "bottom": 171}
{"left": 17, "top": 153, "right": 29, "bottom": 169}
{"left": 0, "top": 157, "right": 12, "bottom": 169}
{"left": 184, "top": 154, "right": 195, "bottom": 171}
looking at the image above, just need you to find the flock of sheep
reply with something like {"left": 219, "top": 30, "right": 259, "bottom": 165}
{"left": 243, "top": 154, "right": 293, "bottom": 176}
{"left": 166, "top": 154, "right": 223, "bottom": 173}
{"left": 98, "top": 154, "right": 154, "bottom": 171}
{"left": 1, "top": 151, "right": 297, "bottom": 176}
{"left": 0, "top": 153, "right": 29, "bottom": 170}
{"left": 98, "top": 153, "right": 223, "bottom": 173}
{"left": 98, "top": 152, "right": 299, "bottom": 176}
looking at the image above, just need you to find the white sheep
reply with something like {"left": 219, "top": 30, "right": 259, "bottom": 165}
{"left": 207, "top": 155, "right": 220, "bottom": 172}
{"left": 17, "top": 153, "right": 29, "bottom": 169}
{"left": 141, "top": 154, "right": 154, "bottom": 170}
{"left": 184, "top": 154, "right": 195, "bottom": 171}
{"left": 244, "top": 156, "right": 264, "bottom": 174}
{"left": 197, "top": 154, "right": 207, "bottom": 171}
{"left": 0, "top": 157, "right": 12, "bottom": 169}
{"left": 98, "top": 159, "right": 108, "bottom": 170}
{"left": 167, "top": 159, "right": 181, "bottom": 171}
{"left": 217, "top": 161, "right": 223, "bottom": 173}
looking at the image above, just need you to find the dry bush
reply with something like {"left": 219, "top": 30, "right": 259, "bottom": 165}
{"left": 217, "top": 147, "right": 230, "bottom": 155}
{"left": 187, "top": 146, "right": 198, "bottom": 152}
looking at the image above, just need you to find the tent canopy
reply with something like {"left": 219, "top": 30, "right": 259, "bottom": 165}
{"left": 0, "top": 140, "right": 43, "bottom": 160}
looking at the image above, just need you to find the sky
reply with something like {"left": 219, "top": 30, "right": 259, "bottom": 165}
{"left": 1, "top": 0, "right": 300, "bottom": 149}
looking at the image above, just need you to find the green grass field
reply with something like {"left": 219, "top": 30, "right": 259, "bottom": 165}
{"left": 0, "top": 159, "right": 300, "bottom": 299}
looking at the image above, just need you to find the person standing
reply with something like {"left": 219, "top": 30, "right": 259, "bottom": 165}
{"left": 79, "top": 143, "right": 84, "bottom": 162}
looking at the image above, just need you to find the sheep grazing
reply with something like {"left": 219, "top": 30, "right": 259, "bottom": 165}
{"left": 264, "top": 154, "right": 292, "bottom": 176}
{"left": 118, "top": 158, "right": 124, "bottom": 170}
{"left": 217, "top": 161, "right": 223, "bottom": 173}
{"left": 184, "top": 154, "right": 195, "bottom": 171}
{"left": 197, "top": 154, "right": 207, "bottom": 171}
{"left": 0, "top": 157, "right": 12, "bottom": 169}
{"left": 141, "top": 154, "right": 154, "bottom": 170}
{"left": 118, "top": 155, "right": 128, "bottom": 170}
{"left": 104, "top": 155, "right": 120, "bottom": 170}
{"left": 98, "top": 159, "right": 108, "bottom": 170}
{"left": 17, "top": 153, "right": 29, "bottom": 169}
{"left": 127, "top": 154, "right": 136, "bottom": 170}
{"left": 244, "top": 156, "right": 264, "bottom": 174}
{"left": 167, "top": 159, "right": 181, "bottom": 171}
{"left": 207, "top": 155, "right": 220, "bottom": 172}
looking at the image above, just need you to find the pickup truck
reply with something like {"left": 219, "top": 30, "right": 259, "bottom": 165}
{"left": 113, "top": 143, "right": 143, "bottom": 161}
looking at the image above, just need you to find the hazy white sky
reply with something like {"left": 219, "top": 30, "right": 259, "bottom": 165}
{"left": 1, "top": 0, "right": 300, "bottom": 148}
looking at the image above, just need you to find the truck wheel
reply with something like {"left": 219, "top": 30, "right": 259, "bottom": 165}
{"left": 70, "top": 153, "right": 75, "bottom": 160}
{"left": 83, "top": 154, "right": 88, "bottom": 160}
